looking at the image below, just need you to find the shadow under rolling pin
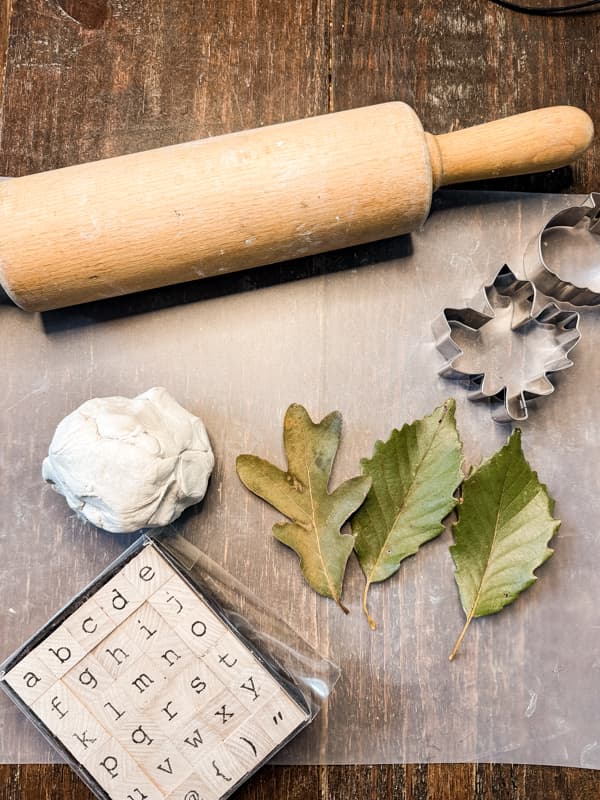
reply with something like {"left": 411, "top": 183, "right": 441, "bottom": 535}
{"left": 0, "top": 103, "right": 594, "bottom": 312}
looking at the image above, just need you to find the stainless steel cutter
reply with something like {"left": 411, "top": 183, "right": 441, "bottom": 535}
{"left": 433, "top": 264, "right": 581, "bottom": 422}
{"left": 524, "top": 193, "right": 600, "bottom": 306}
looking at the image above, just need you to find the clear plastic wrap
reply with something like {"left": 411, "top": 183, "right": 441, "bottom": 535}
{"left": 2, "top": 191, "right": 600, "bottom": 769}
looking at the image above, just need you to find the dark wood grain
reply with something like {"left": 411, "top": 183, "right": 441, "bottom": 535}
{"left": 0, "top": 0, "right": 329, "bottom": 175}
{"left": 331, "top": 0, "right": 600, "bottom": 193}
{"left": 1, "top": 0, "right": 600, "bottom": 798}
{"left": 3, "top": 763, "right": 600, "bottom": 799}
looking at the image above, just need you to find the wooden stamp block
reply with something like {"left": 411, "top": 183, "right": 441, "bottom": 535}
{"left": 32, "top": 681, "right": 111, "bottom": 762}
{"left": 34, "top": 627, "right": 87, "bottom": 678}
{"left": 113, "top": 716, "right": 169, "bottom": 766}
{"left": 30, "top": 681, "right": 77, "bottom": 736}
{"left": 147, "top": 577, "right": 192, "bottom": 626}
{"left": 115, "top": 788, "right": 165, "bottom": 800}
{"left": 204, "top": 688, "right": 249, "bottom": 739}
{"left": 122, "top": 546, "right": 173, "bottom": 597}
{"left": 171, "top": 716, "right": 220, "bottom": 766}
{"left": 234, "top": 669, "right": 280, "bottom": 712}
{"left": 115, "top": 656, "right": 168, "bottom": 710}
{"left": 85, "top": 738, "right": 166, "bottom": 799}
{"left": 189, "top": 743, "right": 246, "bottom": 797}
{"left": 176, "top": 611, "right": 224, "bottom": 658}
{"left": 3, "top": 652, "right": 57, "bottom": 705}
{"left": 205, "top": 630, "right": 253, "bottom": 686}
{"left": 120, "top": 603, "right": 169, "bottom": 651}
{"left": 64, "top": 598, "right": 116, "bottom": 651}
{"left": 95, "top": 573, "right": 145, "bottom": 625}
{"left": 144, "top": 626, "right": 194, "bottom": 675}
{"left": 63, "top": 653, "right": 114, "bottom": 707}
{"left": 202, "top": 630, "right": 257, "bottom": 681}
{"left": 94, "top": 628, "right": 144, "bottom": 679}
{"left": 164, "top": 772, "right": 221, "bottom": 800}
{"left": 141, "top": 743, "right": 194, "bottom": 794}
{"left": 64, "top": 712, "right": 112, "bottom": 764}
{"left": 253, "top": 692, "right": 309, "bottom": 746}
{"left": 151, "top": 574, "right": 196, "bottom": 605}
{"left": 148, "top": 688, "right": 198, "bottom": 737}
{"left": 169, "top": 658, "right": 226, "bottom": 711}
{"left": 224, "top": 717, "right": 276, "bottom": 771}
{"left": 94, "top": 685, "right": 135, "bottom": 734}
{"left": 120, "top": 788, "right": 165, "bottom": 800}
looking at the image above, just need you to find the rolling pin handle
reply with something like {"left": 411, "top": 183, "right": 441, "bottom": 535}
{"left": 426, "top": 106, "right": 594, "bottom": 190}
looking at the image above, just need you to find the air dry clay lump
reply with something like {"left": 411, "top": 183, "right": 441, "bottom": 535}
{"left": 42, "top": 387, "right": 215, "bottom": 533}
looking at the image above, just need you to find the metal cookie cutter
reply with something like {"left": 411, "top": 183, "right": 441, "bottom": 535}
{"left": 524, "top": 193, "right": 600, "bottom": 306}
{"left": 433, "top": 265, "right": 581, "bottom": 423}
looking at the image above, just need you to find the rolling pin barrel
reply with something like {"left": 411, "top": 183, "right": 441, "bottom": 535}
{"left": 0, "top": 102, "right": 593, "bottom": 311}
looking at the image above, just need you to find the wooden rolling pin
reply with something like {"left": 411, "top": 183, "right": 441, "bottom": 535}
{"left": 0, "top": 102, "right": 593, "bottom": 311}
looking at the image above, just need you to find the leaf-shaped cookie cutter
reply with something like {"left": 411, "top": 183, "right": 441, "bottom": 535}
{"left": 524, "top": 193, "right": 600, "bottom": 306}
{"left": 432, "top": 265, "right": 581, "bottom": 423}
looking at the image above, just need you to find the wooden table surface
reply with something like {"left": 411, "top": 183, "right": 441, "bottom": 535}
{"left": 1, "top": 1, "right": 599, "bottom": 797}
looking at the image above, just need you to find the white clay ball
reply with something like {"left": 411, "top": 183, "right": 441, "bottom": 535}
{"left": 42, "top": 387, "right": 215, "bottom": 533}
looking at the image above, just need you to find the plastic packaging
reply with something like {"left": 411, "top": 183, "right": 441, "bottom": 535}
{"left": 0, "top": 533, "right": 338, "bottom": 798}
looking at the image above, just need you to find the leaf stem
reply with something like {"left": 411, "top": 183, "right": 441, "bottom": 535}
{"left": 362, "top": 583, "right": 377, "bottom": 630}
{"left": 336, "top": 597, "right": 350, "bottom": 615}
{"left": 449, "top": 610, "right": 474, "bottom": 661}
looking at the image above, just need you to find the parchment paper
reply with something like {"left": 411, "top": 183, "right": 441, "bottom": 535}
{"left": 1, "top": 191, "right": 599, "bottom": 767}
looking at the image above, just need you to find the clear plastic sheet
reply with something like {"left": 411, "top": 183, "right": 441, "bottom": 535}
{"left": 1, "top": 191, "right": 600, "bottom": 767}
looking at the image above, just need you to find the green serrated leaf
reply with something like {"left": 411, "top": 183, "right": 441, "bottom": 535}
{"left": 352, "top": 399, "right": 463, "bottom": 629}
{"left": 236, "top": 404, "right": 371, "bottom": 612}
{"left": 449, "top": 429, "right": 559, "bottom": 660}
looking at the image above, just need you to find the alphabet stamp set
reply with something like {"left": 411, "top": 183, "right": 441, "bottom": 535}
{"left": 0, "top": 537, "right": 311, "bottom": 799}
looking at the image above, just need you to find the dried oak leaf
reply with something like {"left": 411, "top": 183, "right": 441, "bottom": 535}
{"left": 236, "top": 404, "right": 371, "bottom": 612}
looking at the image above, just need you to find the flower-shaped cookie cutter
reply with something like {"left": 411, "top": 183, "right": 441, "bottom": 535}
{"left": 524, "top": 193, "right": 600, "bottom": 306}
{"left": 432, "top": 265, "right": 581, "bottom": 422}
